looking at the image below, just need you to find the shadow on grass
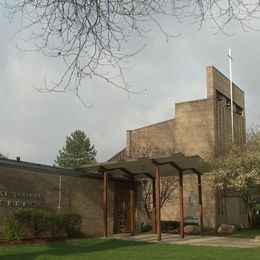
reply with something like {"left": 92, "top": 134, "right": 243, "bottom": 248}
{"left": 1, "top": 238, "right": 148, "bottom": 260}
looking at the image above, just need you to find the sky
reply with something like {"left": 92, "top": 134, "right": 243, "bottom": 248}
{"left": 0, "top": 6, "right": 260, "bottom": 165}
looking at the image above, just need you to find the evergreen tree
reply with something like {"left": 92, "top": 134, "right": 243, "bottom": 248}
{"left": 55, "top": 130, "right": 97, "bottom": 167}
{"left": 0, "top": 153, "right": 7, "bottom": 159}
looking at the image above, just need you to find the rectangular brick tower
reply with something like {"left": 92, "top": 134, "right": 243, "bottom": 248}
{"left": 113, "top": 66, "right": 247, "bottom": 228}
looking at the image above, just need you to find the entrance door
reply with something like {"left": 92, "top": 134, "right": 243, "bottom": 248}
{"left": 113, "top": 182, "right": 131, "bottom": 233}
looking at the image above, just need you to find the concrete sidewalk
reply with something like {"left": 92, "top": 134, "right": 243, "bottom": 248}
{"left": 109, "top": 233, "right": 260, "bottom": 248}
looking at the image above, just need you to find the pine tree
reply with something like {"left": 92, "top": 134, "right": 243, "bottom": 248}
{"left": 55, "top": 130, "right": 97, "bottom": 167}
{"left": 0, "top": 153, "right": 7, "bottom": 159}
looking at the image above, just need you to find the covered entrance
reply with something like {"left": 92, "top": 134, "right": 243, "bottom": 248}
{"left": 78, "top": 153, "right": 209, "bottom": 241}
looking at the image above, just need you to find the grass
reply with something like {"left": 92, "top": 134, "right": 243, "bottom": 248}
{"left": 0, "top": 238, "right": 259, "bottom": 260}
{"left": 229, "top": 229, "right": 260, "bottom": 238}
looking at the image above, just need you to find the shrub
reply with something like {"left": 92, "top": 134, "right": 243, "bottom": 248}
{"left": 1, "top": 210, "right": 82, "bottom": 240}
{"left": 161, "top": 221, "right": 180, "bottom": 233}
{"left": 203, "top": 226, "right": 217, "bottom": 235}
{"left": 15, "top": 209, "right": 50, "bottom": 239}
{"left": 184, "top": 222, "right": 199, "bottom": 226}
{"left": 63, "top": 212, "right": 82, "bottom": 237}
{"left": 141, "top": 223, "right": 152, "bottom": 232}
{"left": 232, "top": 224, "right": 241, "bottom": 232}
{"left": 252, "top": 214, "right": 260, "bottom": 228}
{"left": 48, "top": 213, "right": 65, "bottom": 238}
{"left": 2, "top": 215, "right": 26, "bottom": 240}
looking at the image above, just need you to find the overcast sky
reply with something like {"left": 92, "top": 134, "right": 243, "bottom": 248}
{"left": 0, "top": 7, "right": 260, "bottom": 165}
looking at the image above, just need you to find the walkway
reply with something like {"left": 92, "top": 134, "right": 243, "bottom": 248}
{"left": 110, "top": 233, "right": 260, "bottom": 249}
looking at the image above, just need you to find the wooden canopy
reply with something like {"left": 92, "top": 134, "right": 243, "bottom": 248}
{"left": 77, "top": 153, "right": 209, "bottom": 241}
{"left": 77, "top": 153, "right": 208, "bottom": 178}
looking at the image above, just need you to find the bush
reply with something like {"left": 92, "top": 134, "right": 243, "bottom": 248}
{"left": 2, "top": 215, "right": 26, "bottom": 241}
{"left": 141, "top": 223, "right": 152, "bottom": 232}
{"left": 1, "top": 210, "right": 82, "bottom": 240}
{"left": 232, "top": 224, "right": 241, "bottom": 232}
{"left": 252, "top": 214, "right": 260, "bottom": 228}
{"left": 17, "top": 210, "right": 50, "bottom": 239}
{"left": 161, "top": 221, "right": 180, "bottom": 233}
{"left": 203, "top": 226, "right": 217, "bottom": 235}
{"left": 47, "top": 213, "right": 65, "bottom": 238}
{"left": 184, "top": 222, "right": 199, "bottom": 226}
{"left": 63, "top": 212, "right": 82, "bottom": 237}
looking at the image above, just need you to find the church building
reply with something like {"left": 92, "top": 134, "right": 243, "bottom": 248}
{"left": 0, "top": 66, "right": 248, "bottom": 239}
{"left": 110, "top": 66, "right": 247, "bottom": 228}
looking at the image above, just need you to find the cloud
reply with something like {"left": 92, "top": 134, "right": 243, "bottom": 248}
{"left": 0, "top": 8, "right": 259, "bottom": 164}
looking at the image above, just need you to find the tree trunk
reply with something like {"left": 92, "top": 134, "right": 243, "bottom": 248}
{"left": 248, "top": 204, "right": 254, "bottom": 228}
{"left": 144, "top": 205, "right": 151, "bottom": 220}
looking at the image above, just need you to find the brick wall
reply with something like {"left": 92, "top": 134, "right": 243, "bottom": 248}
{"left": 0, "top": 167, "right": 116, "bottom": 236}
{"left": 126, "top": 119, "right": 175, "bottom": 158}
{"left": 123, "top": 66, "right": 247, "bottom": 228}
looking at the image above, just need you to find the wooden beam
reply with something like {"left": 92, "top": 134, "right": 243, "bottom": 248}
{"left": 179, "top": 170, "right": 184, "bottom": 239}
{"left": 152, "top": 177, "right": 157, "bottom": 234}
{"left": 155, "top": 165, "right": 161, "bottom": 241}
{"left": 130, "top": 177, "right": 136, "bottom": 235}
{"left": 198, "top": 173, "right": 204, "bottom": 235}
{"left": 119, "top": 167, "right": 133, "bottom": 178}
{"left": 131, "top": 172, "right": 155, "bottom": 180}
{"left": 103, "top": 171, "right": 108, "bottom": 237}
{"left": 170, "top": 162, "right": 182, "bottom": 172}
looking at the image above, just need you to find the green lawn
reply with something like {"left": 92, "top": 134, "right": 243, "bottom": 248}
{"left": 229, "top": 229, "right": 260, "bottom": 238}
{"left": 0, "top": 238, "right": 260, "bottom": 260}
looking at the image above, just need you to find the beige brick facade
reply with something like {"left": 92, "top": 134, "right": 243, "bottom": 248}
{"left": 118, "top": 66, "right": 247, "bottom": 228}
{"left": 0, "top": 66, "right": 248, "bottom": 237}
{"left": 0, "top": 165, "right": 118, "bottom": 237}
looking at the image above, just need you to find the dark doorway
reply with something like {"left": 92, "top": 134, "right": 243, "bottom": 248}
{"left": 113, "top": 182, "right": 131, "bottom": 233}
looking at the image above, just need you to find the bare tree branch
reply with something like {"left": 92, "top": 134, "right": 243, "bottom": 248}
{"left": 141, "top": 176, "right": 178, "bottom": 220}
{"left": 136, "top": 145, "right": 178, "bottom": 219}
{"left": 3, "top": 1, "right": 260, "bottom": 104}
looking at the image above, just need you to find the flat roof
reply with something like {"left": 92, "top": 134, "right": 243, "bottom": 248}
{"left": 0, "top": 158, "right": 101, "bottom": 179}
{"left": 77, "top": 153, "right": 209, "bottom": 179}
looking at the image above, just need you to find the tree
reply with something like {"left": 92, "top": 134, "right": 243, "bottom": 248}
{"left": 0, "top": 153, "right": 7, "bottom": 159}
{"left": 211, "top": 131, "right": 260, "bottom": 227}
{"left": 135, "top": 145, "right": 178, "bottom": 219}
{"left": 4, "top": 1, "right": 260, "bottom": 104}
{"left": 55, "top": 130, "right": 97, "bottom": 167}
{"left": 141, "top": 177, "right": 178, "bottom": 220}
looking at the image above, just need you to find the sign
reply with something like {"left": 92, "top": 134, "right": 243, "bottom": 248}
{"left": 0, "top": 190, "right": 43, "bottom": 208}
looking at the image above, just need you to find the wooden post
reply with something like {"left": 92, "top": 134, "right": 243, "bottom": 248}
{"left": 130, "top": 177, "right": 136, "bottom": 235}
{"left": 152, "top": 178, "right": 157, "bottom": 234}
{"left": 103, "top": 172, "right": 108, "bottom": 237}
{"left": 198, "top": 174, "right": 204, "bottom": 235}
{"left": 155, "top": 165, "right": 161, "bottom": 241}
{"left": 179, "top": 170, "right": 184, "bottom": 239}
